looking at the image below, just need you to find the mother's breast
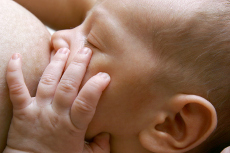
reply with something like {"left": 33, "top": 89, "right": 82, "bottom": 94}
{"left": 0, "top": 1, "right": 51, "bottom": 152}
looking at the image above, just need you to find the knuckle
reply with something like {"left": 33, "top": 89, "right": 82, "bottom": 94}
{"left": 49, "top": 115, "right": 60, "bottom": 128}
{"left": 88, "top": 79, "right": 101, "bottom": 90}
{"left": 66, "top": 127, "right": 79, "bottom": 137}
{"left": 59, "top": 78, "right": 78, "bottom": 93}
{"left": 7, "top": 66, "right": 19, "bottom": 73}
{"left": 74, "top": 98, "right": 95, "bottom": 114}
{"left": 15, "top": 111, "right": 28, "bottom": 121}
{"left": 71, "top": 60, "right": 86, "bottom": 69}
{"left": 40, "top": 74, "right": 56, "bottom": 86}
{"left": 9, "top": 83, "right": 24, "bottom": 95}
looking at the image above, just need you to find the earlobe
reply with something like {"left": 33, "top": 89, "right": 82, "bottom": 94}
{"left": 139, "top": 94, "right": 217, "bottom": 153}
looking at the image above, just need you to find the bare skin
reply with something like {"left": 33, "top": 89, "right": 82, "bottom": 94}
{"left": 0, "top": 1, "right": 50, "bottom": 152}
{"left": 14, "top": 0, "right": 96, "bottom": 30}
{"left": 4, "top": 48, "right": 111, "bottom": 153}
{"left": 221, "top": 147, "right": 230, "bottom": 153}
{"left": 3, "top": 0, "right": 229, "bottom": 152}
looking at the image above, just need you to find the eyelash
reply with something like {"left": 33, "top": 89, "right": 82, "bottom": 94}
{"left": 84, "top": 38, "right": 96, "bottom": 49}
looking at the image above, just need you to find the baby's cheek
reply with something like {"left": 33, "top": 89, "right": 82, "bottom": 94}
{"left": 87, "top": 53, "right": 113, "bottom": 76}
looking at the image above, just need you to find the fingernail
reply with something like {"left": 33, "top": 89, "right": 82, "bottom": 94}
{"left": 58, "top": 48, "right": 68, "bottom": 54}
{"left": 79, "top": 47, "right": 90, "bottom": 54}
{"left": 12, "top": 53, "right": 20, "bottom": 60}
{"left": 98, "top": 72, "right": 110, "bottom": 79}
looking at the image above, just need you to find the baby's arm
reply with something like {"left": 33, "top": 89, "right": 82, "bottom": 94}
{"left": 13, "top": 0, "right": 96, "bottom": 30}
{"left": 4, "top": 47, "right": 110, "bottom": 153}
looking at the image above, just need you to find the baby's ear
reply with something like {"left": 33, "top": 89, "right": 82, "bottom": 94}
{"left": 139, "top": 94, "right": 217, "bottom": 153}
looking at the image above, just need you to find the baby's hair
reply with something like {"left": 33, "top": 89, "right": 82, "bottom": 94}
{"left": 151, "top": 0, "right": 230, "bottom": 152}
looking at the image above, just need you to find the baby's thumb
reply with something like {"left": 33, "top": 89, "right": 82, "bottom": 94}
{"left": 89, "top": 133, "right": 110, "bottom": 153}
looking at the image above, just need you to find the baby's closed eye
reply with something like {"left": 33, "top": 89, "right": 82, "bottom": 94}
{"left": 86, "top": 32, "right": 106, "bottom": 50}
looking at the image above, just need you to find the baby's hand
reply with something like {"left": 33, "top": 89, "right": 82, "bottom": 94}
{"left": 4, "top": 48, "right": 110, "bottom": 153}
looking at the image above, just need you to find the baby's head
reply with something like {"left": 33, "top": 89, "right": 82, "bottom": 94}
{"left": 52, "top": 0, "right": 230, "bottom": 152}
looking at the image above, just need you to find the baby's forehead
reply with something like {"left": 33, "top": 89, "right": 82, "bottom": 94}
{"left": 97, "top": 0, "right": 204, "bottom": 35}
{"left": 87, "top": 0, "right": 212, "bottom": 51}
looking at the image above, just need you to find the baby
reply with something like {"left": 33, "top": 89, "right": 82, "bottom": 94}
{"left": 4, "top": 0, "right": 230, "bottom": 152}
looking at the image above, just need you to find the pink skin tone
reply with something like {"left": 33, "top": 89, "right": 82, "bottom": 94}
{"left": 221, "top": 147, "right": 230, "bottom": 153}
{"left": 4, "top": 48, "right": 110, "bottom": 153}
{"left": 4, "top": 0, "right": 228, "bottom": 152}
{"left": 51, "top": 0, "right": 220, "bottom": 152}
{"left": 51, "top": 0, "right": 163, "bottom": 152}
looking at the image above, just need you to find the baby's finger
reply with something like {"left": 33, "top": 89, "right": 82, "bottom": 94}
{"left": 6, "top": 53, "right": 31, "bottom": 110}
{"left": 221, "top": 147, "right": 230, "bottom": 153}
{"left": 36, "top": 48, "right": 70, "bottom": 105}
{"left": 71, "top": 72, "right": 110, "bottom": 130}
{"left": 52, "top": 47, "right": 92, "bottom": 115}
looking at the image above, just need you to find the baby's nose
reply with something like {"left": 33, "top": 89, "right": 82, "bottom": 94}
{"left": 51, "top": 30, "right": 71, "bottom": 51}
